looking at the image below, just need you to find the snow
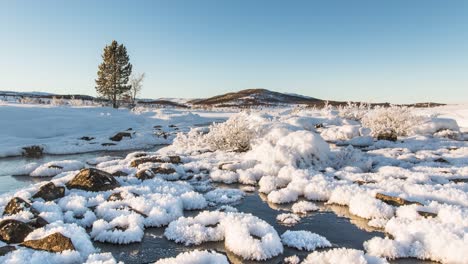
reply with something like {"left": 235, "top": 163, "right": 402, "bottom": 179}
{"left": 281, "top": 230, "right": 331, "bottom": 251}
{"left": 0, "top": 104, "right": 232, "bottom": 157}
{"left": 0, "top": 103, "right": 467, "bottom": 263}
{"left": 302, "top": 248, "right": 389, "bottom": 264}
{"left": 291, "top": 201, "right": 319, "bottom": 214}
{"left": 277, "top": 214, "right": 301, "bottom": 228}
{"left": 154, "top": 250, "right": 229, "bottom": 264}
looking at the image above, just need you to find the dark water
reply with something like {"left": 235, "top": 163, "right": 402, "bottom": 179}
{"left": 0, "top": 151, "right": 432, "bottom": 264}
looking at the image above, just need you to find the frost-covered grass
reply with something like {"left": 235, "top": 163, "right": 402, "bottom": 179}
{"left": 0, "top": 103, "right": 467, "bottom": 263}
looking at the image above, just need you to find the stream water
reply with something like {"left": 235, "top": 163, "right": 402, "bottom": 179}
{"left": 0, "top": 150, "right": 433, "bottom": 264}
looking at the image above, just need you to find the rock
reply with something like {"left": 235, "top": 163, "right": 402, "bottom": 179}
{"left": 79, "top": 136, "right": 95, "bottom": 141}
{"left": 150, "top": 167, "right": 176, "bottom": 175}
{"left": 353, "top": 180, "right": 376, "bottom": 186}
{"left": 32, "top": 182, "right": 65, "bottom": 201}
{"left": 155, "top": 131, "right": 168, "bottom": 139}
{"left": 107, "top": 192, "right": 124, "bottom": 202}
{"left": 22, "top": 145, "right": 43, "bottom": 158}
{"left": 66, "top": 168, "right": 120, "bottom": 192}
{"left": 153, "top": 125, "right": 162, "bottom": 129}
{"left": 449, "top": 178, "right": 468, "bottom": 183}
{"left": 48, "top": 164, "right": 63, "bottom": 169}
{"left": 315, "top": 123, "right": 324, "bottom": 129}
{"left": 218, "top": 162, "right": 237, "bottom": 171}
{"left": 101, "top": 142, "right": 116, "bottom": 146}
{"left": 375, "top": 193, "right": 422, "bottom": 206}
{"left": 3, "top": 197, "right": 38, "bottom": 216}
{"left": 111, "top": 171, "right": 128, "bottom": 177}
{"left": 109, "top": 132, "right": 132, "bottom": 142}
{"left": 0, "top": 219, "right": 34, "bottom": 243}
{"left": 130, "top": 155, "right": 182, "bottom": 167}
{"left": 0, "top": 246, "right": 16, "bottom": 256}
{"left": 168, "top": 124, "right": 177, "bottom": 128}
{"left": 376, "top": 130, "right": 397, "bottom": 142}
{"left": 29, "top": 216, "right": 49, "bottom": 228}
{"left": 135, "top": 170, "right": 154, "bottom": 180}
{"left": 417, "top": 210, "right": 437, "bottom": 218}
{"left": 133, "top": 153, "right": 147, "bottom": 158}
{"left": 434, "top": 157, "right": 449, "bottom": 163}
{"left": 21, "top": 232, "right": 75, "bottom": 253}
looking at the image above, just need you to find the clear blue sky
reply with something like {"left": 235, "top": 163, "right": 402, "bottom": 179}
{"left": 1, "top": 0, "right": 467, "bottom": 103}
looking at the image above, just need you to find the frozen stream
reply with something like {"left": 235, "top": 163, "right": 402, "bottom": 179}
{"left": 0, "top": 151, "right": 433, "bottom": 264}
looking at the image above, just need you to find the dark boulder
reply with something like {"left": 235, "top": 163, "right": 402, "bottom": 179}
{"left": 111, "top": 171, "right": 128, "bottom": 177}
{"left": 135, "top": 170, "right": 154, "bottom": 180}
{"left": 21, "top": 232, "right": 75, "bottom": 253}
{"left": 29, "top": 216, "right": 49, "bottom": 228}
{"left": 101, "top": 142, "right": 116, "bottom": 146}
{"left": 151, "top": 167, "right": 176, "bottom": 175}
{"left": 376, "top": 193, "right": 422, "bottom": 206}
{"left": 32, "top": 182, "right": 65, "bottom": 201}
{"left": 107, "top": 192, "right": 124, "bottom": 202}
{"left": 79, "top": 136, "right": 95, "bottom": 141}
{"left": 377, "top": 130, "right": 397, "bottom": 142}
{"left": 109, "top": 132, "right": 132, "bottom": 142}
{"left": 0, "top": 245, "right": 16, "bottom": 256}
{"left": 3, "top": 197, "right": 38, "bottom": 216}
{"left": 66, "top": 168, "right": 120, "bottom": 192}
{"left": 130, "top": 155, "right": 182, "bottom": 167}
{"left": 0, "top": 219, "right": 34, "bottom": 243}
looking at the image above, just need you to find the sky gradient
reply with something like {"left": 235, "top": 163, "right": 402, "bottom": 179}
{"left": 1, "top": 0, "right": 467, "bottom": 103}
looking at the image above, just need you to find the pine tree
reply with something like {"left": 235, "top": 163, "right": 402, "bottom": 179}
{"left": 95, "top": 40, "right": 132, "bottom": 108}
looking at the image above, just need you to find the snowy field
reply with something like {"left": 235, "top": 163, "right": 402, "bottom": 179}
{"left": 0, "top": 102, "right": 467, "bottom": 264}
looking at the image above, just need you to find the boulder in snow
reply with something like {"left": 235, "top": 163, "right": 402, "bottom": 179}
{"left": 0, "top": 246, "right": 16, "bottom": 256}
{"left": 375, "top": 193, "right": 422, "bottom": 207}
{"left": 109, "top": 132, "right": 132, "bottom": 142}
{"left": 376, "top": 130, "right": 397, "bottom": 142}
{"left": 21, "top": 232, "right": 75, "bottom": 252}
{"left": 3, "top": 197, "right": 38, "bottom": 216}
{"left": 130, "top": 155, "right": 182, "bottom": 167}
{"left": 0, "top": 219, "right": 34, "bottom": 243}
{"left": 66, "top": 168, "right": 120, "bottom": 192}
{"left": 32, "top": 182, "right": 65, "bottom": 201}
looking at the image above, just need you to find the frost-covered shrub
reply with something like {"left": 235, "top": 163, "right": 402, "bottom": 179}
{"left": 173, "top": 113, "right": 257, "bottom": 152}
{"left": 19, "top": 97, "right": 43, "bottom": 104}
{"left": 362, "top": 106, "right": 423, "bottom": 137}
{"left": 51, "top": 96, "right": 67, "bottom": 106}
{"left": 338, "top": 102, "right": 370, "bottom": 121}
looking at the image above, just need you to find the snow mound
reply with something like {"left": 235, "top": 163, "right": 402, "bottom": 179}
{"left": 164, "top": 211, "right": 225, "bottom": 246}
{"left": 281, "top": 230, "right": 331, "bottom": 251}
{"left": 302, "top": 248, "right": 389, "bottom": 264}
{"left": 222, "top": 213, "right": 283, "bottom": 260}
{"left": 30, "top": 160, "right": 85, "bottom": 177}
{"left": 276, "top": 213, "right": 301, "bottom": 226}
{"left": 291, "top": 201, "right": 319, "bottom": 214}
{"left": 154, "top": 250, "right": 229, "bottom": 264}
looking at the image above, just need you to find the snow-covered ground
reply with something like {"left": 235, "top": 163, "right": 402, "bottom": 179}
{"left": 0, "top": 103, "right": 467, "bottom": 264}
{"left": 0, "top": 103, "right": 233, "bottom": 157}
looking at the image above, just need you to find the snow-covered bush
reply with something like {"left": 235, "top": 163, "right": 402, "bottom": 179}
{"left": 19, "top": 97, "right": 44, "bottom": 104}
{"left": 362, "top": 105, "right": 423, "bottom": 137}
{"left": 173, "top": 113, "right": 257, "bottom": 152}
{"left": 51, "top": 96, "right": 67, "bottom": 106}
{"left": 338, "top": 102, "right": 370, "bottom": 121}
